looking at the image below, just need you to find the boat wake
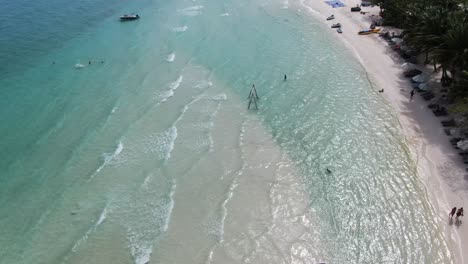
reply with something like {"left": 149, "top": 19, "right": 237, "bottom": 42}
{"left": 178, "top": 5, "right": 204, "bottom": 16}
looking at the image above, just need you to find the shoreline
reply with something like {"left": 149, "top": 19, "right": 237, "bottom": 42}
{"left": 298, "top": 0, "right": 467, "bottom": 262}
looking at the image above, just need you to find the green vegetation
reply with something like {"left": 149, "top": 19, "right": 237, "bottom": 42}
{"left": 372, "top": 0, "right": 468, "bottom": 115}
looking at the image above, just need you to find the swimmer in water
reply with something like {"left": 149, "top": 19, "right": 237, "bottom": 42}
{"left": 326, "top": 168, "right": 332, "bottom": 173}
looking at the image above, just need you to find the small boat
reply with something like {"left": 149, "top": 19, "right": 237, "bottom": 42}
{"left": 337, "top": 28, "right": 343, "bottom": 34}
{"left": 120, "top": 14, "right": 140, "bottom": 21}
{"left": 358, "top": 28, "right": 380, "bottom": 35}
{"left": 331, "top": 23, "right": 341, "bottom": 28}
{"left": 326, "top": 15, "right": 335, "bottom": 20}
{"left": 351, "top": 6, "right": 361, "bottom": 12}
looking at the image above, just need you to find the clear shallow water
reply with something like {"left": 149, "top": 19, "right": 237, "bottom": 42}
{"left": 0, "top": 0, "right": 454, "bottom": 263}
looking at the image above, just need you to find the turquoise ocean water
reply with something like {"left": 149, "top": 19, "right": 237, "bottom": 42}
{"left": 0, "top": 0, "right": 454, "bottom": 263}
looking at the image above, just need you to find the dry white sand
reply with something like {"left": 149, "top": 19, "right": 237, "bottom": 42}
{"left": 297, "top": 0, "right": 468, "bottom": 262}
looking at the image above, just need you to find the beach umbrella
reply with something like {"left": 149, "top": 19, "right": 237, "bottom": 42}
{"left": 401, "top": 62, "right": 416, "bottom": 71}
{"left": 418, "top": 83, "right": 430, "bottom": 90}
{"left": 412, "top": 74, "right": 429, "bottom": 83}
{"left": 391, "top": 38, "right": 403, "bottom": 44}
{"left": 457, "top": 140, "right": 468, "bottom": 151}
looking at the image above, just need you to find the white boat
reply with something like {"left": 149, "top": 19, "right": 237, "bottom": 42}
{"left": 326, "top": 15, "right": 335, "bottom": 20}
{"left": 337, "top": 28, "right": 343, "bottom": 33}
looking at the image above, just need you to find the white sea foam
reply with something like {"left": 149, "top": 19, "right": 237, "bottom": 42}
{"left": 164, "top": 126, "right": 178, "bottom": 162}
{"left": 179, "top": 5, "right": 204, "bottom": 16}
{"left": 162, "top": 180, "right": 176, "bottom": 232}
{"left": 220, "top": 12, "right": 230, "bottom": 16}
{"left": 71, "top": 205, "right": 109, "bottom": 253}
{"left": 127, "top": 179, "right": 177, "bottom": 264}
{"left": 148, "top": 126, "right": 179, "bottom": 162}
{"left": 172, "top": 25, "right": 188, "bottom": 32}
{"left": 194, "top": 80, "right": 213, "bottom": 90}
{"left": 169, "top": 75, "right": 183, "bottom": 90}
{"left": 299, "top": 0, "right": 319, "bottom": 14}
{"left": 91, "top": 141, "right": 124, "bottom": 179}
{"left": 206, "top": 94, "right": 226, "bottom": 152}
{"left": 211, "top": 93, "right": 227, "bottom": 101}
{"left": 166, "top": 52, "right": 175, "bottom": 62}
{"left": 205, "top": 245, "right": 216, "bottom": 264}
{"left": 128, "top": 238, "right": 152, "bottom": 264}
{"left": 96, "top": 207, "right": 108, "bottom": 226}
{"left": 160, "top": 75, "right": 183, "bottom": 103}
{"left": 219, "top": 181, "right": 238, "bottom": 242}
{"left": 141, "top": 173, "right": 152, "bottom": 189}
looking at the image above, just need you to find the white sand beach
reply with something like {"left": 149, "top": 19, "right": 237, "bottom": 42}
{"left": 299, "top": 0, "right": 468, "bottom": 262}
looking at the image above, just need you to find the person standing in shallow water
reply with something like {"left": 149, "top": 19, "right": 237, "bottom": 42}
{"left": 284, "top": 74, "right": 287, "bottom": 81}
{"left": 410, "top": 89, "right": 415, "bottom": 101}
{"left": 449, "top": 207, "right": 457, "bottom": 219}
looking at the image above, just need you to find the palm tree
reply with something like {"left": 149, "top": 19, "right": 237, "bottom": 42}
{"left": 431, "top": 11, "right": 468, "bottom": 82}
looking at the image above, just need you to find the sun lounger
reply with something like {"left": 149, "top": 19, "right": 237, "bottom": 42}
{"left": 433, "top": 107, "right": 448, "bottom": 116}
{"left": 442, "top": 120, "right": 456, "bottom": 127}
{"left": 421, "top": 93, "right": 434, "bottom": 101}
{"left": 445, "top": 128, "right": 452, "bottom": 135}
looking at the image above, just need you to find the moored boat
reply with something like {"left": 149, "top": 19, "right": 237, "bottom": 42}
{"left": 337, "top": 28, "right": 343, "bottom": 34}
{"left": 326, "top": 15, "right": 335, "bottom": 20}
{"left": 331, "top": 23, "right": 341, "bottom": 28}
{"left": 120, "top": 14, "right": 140, "bottom": 21}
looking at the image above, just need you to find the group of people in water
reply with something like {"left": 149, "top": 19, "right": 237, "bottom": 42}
{"left": 52, "top": 59, "right": 105, "bottom": 65}
{"left": 449, "top": 207, "right": 464, "bottom": 223}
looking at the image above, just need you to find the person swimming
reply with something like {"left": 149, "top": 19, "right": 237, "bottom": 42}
{"left": 326, "top": 168, "right": 332, "bottom": 173}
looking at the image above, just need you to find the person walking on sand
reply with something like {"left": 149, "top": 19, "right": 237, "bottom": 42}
{"left": 449, "top": 207, "right": 457, "bottom": 219}
{"left": 456, "top": 207, "right": 464, "bottom": 221}
{"left": 410, "top": 89, "right": 415, "bottom": 101}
